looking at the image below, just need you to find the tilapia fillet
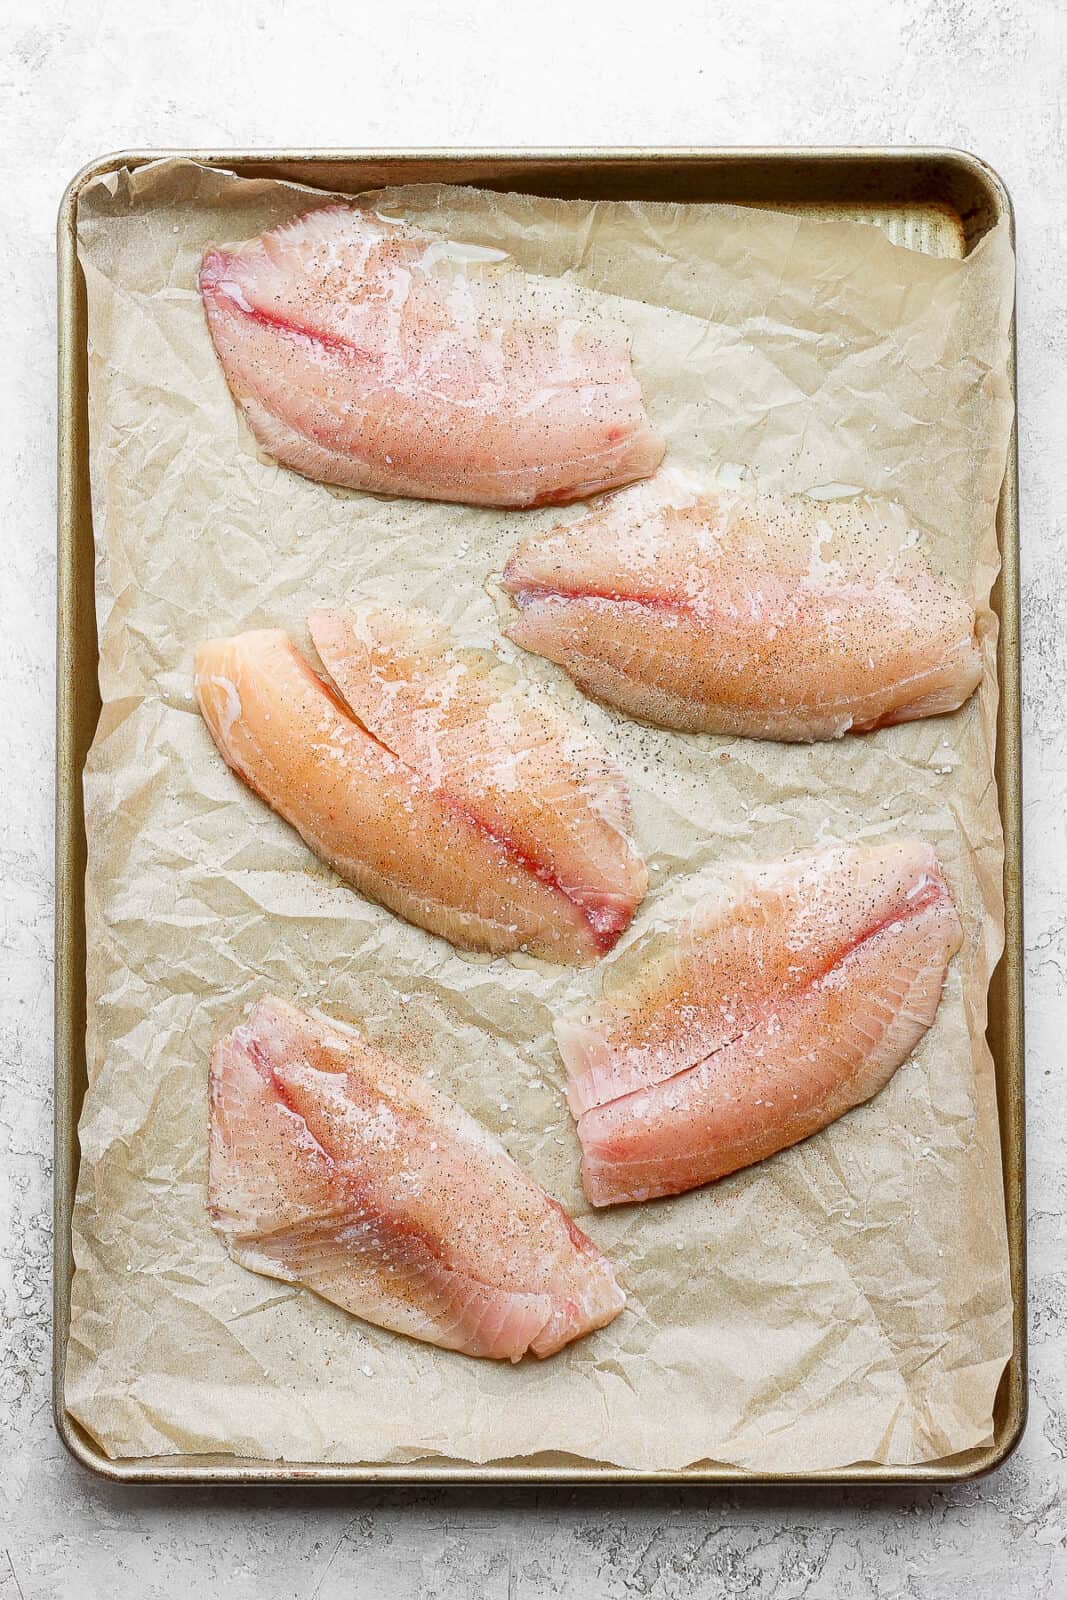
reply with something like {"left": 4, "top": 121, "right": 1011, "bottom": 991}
{"left": 199, "top": 204, "right": 664, "bottom": 507}
{"left": 557, "top": 841, "right": 963, "bottom": 1205}
{"left": 195, "top": 614, "right": 644, "bottom": 963}
{"left": 210, "top": 997, "right": 624, "bottom": 1359}
{"left": 502, "top": 478, "right": 982, "bottom": 741}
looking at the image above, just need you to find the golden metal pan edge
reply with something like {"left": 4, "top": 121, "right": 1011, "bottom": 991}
{"left": 54, "top": 146, "right": 1025, "bottom": 1487}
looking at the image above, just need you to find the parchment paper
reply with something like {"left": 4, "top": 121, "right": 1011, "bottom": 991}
{"left": 65, "top": 159, "right": 1015, "bottom": 1471}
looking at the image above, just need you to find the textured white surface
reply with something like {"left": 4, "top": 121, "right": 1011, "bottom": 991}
{"left": 1, "top": 0, "right": 1063, "bottom": 1594}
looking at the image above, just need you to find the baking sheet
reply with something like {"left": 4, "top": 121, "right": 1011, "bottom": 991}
{"left": 64, "top": 158, "right": 1015, "bottom": 1472}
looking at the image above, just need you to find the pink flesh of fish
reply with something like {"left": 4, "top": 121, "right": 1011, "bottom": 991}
{"left": 556, "top": 840, "right": 963, "bottom": 1205}
{"left": 307, "top": 601, "right": 646, "bottom": 955}
{"left": 199, "top": 204, "right": 664, "bottom": 508}
{"left": 209, "top": 996, "right": 624, "bottom": 1359}
{"left": 195, "top": 624, "right": 644, "bottom": 963}
{"left": 502, "top": 478, "right": 982, "bottom": 741}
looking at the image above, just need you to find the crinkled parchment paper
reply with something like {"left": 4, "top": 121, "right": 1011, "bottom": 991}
{"left": 65, "top": 159, "right": 1015, "bottom": 1471}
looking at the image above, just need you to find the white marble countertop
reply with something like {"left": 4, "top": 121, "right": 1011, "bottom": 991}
{"left": 2, "top": 1, "right": 1064, "bottom": 1594}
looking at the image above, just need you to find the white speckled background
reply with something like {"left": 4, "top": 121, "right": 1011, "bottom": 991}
{"left": 2, "top": 0, "right": 1063, "bottom": 1593}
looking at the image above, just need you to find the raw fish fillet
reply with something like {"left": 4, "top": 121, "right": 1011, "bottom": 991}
{"left": 502, "top": 477, "right": 982, "bottom": 740}
{"left": 308, "top": 602, "right": 646, "bottom": 953}
{"left": 210, "top": 996, "right": 624, "bottom": 1359}
{"left": 199, "top": 205, "right": 664, "bottom": 507}
{"left": 195, "top": 625, "right": 643, "bottom": 962}
{"left": 557, "top": 841, "right": 963, "bottom": 1205}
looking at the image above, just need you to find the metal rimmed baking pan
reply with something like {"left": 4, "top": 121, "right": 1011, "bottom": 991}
{"left": 55, "top": 147, "right": 1024, "bottom": 1484}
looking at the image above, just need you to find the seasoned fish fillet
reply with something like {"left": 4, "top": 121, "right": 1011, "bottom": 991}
{"left": 557, "top": 841, "right": 963, "bottom": 1205}
{"left": 502, "top": 478, "right": 982, "bottom": 741}
{"left": 199, "top": 205, "right": 664, "bottom": 507}
{"left": 195, "top": 626, "right": 643, "bottom": 962}
{"left": 210, "top": 997, "right": 624, "bottom": 1359}
{"left": 308, "top": 602, "right": 646, "bottom": 954}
